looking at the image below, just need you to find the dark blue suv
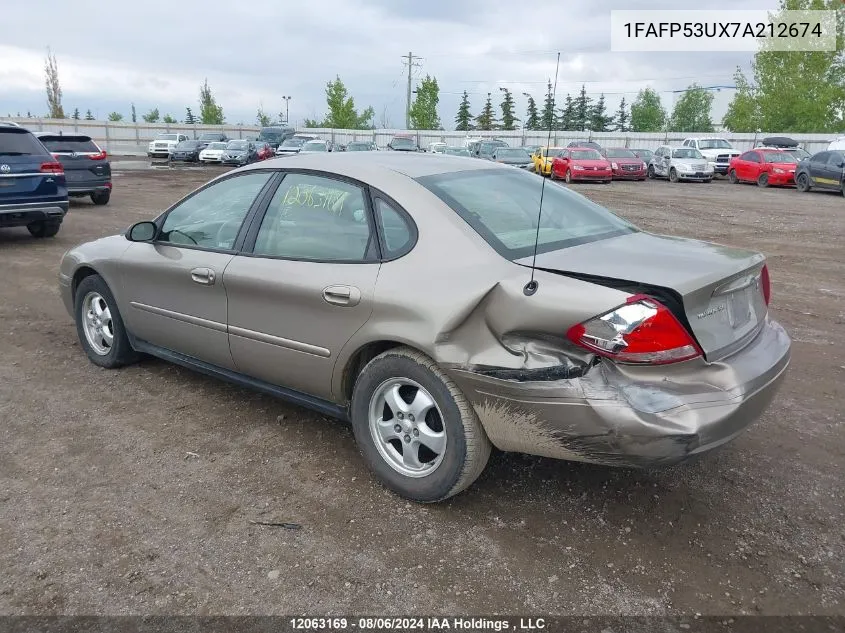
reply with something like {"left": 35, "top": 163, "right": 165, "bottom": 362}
{"left": 0, "top": 123, "right": 69, "bottom": 238}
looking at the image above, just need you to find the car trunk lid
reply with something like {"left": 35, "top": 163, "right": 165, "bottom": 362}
{"left": 517, "top": 231, "right": 768, "bottom": 361}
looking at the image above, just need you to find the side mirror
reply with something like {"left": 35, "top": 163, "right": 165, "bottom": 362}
{"left": 127, "top": 221, "right": 157, "bottom": 242}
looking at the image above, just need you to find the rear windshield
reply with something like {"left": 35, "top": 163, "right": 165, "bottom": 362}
{"left": 762, "top": 151, "right": 798, "bottom": 164}
{"left": 391, "top": 137, "right": 416, "bottom": 149}
{"left": 697, "top": 139, "right": 732, "bottom": 149}
{"left": 39, "top": 136, "right": 99, "bottom": 153}
{"left": 347, "top": 142, "right": 372, "bottom": 151}
{"left": 302, "top": 141, "right": 327, "bottom": 151}
{"left": 281, "top": 138, "right": 308, "bottom": 148}
{"left": 495, "top": 149, "right": 530, "bottom": 160}
{"left": 604, "top": 148, "right": 636, "bottom": 158}
{"left": 156, "top": 134, "right": 178, "bottom": 141}
{"left": 417, "top": 169, "right": 636, "bottom": 259}
{"left": 0, "top": 129, "right": 50, "bottom": 156}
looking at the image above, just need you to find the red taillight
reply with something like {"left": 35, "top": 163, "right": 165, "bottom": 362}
{"left": 760, "top": 264, "right": 771, "bottom": 305}
{"left": 567, "top": 295, "right": 702, "bottom": 365}
{"left": 39, "top": 161, "right": 64, "bottom": 175}
{"left": 87, "top": 150, "right": 107, "bottom": 160}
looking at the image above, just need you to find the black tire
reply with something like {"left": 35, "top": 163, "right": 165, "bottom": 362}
{"left": 796, "top": 172, "right": 811, "bottom": 192}
{"left": 564, "top": 170, "right": 572, "bottom": 184}
{"left": 729, "top": 169, "right": 739, "bottom": 184}
{"left": 647, "top": 164, "right": 655, "bottom": 179}
{"left": 91, "top": 191, "right": 111, "bottom": 205}
{"left": 74, "top": 274, "right": 139, "bottom": 369}
{"left": 27, "top": 221, "right": 61, "bottom": 238}
{"left": 704, "top": 178, "right": 712, "bottom": 183}
{"left": 669, "top": 167, "right": 679, "bottom": 183}
{"left": 757, "top": 173, "right": 769, "bottom": 188}
{"left": 350, "top": 347, "right": 491, "bottom": 503}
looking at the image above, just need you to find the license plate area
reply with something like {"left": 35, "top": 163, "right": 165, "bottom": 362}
{"left": 0, "top": 178, "right": 15, "bottom": 187}
{"left": 726, "top": 287, "right": 753, "bottom": 330}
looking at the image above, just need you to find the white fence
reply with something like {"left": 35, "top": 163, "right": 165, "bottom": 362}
{"left": 2, "top": 118, "right": 838, "bottom": 156}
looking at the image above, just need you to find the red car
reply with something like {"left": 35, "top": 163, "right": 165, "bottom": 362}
{"left": 551, "top": 147, "right": 612, "bottom": 183}
{"left": 603, "top": 147, "right": 647, "bottom": 180}
{"left": 728, "top": 149, "right": 798, "bottom": 187}
{"left": 255, "top": 142, "right": 274, "bottom": 161}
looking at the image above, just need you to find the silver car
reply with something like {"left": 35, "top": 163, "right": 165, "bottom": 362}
{"left": 58, "top": 153, "right": 790, "bottom": 502}
{"left": 649, "top": 145, "right": 715, "bottom": 183}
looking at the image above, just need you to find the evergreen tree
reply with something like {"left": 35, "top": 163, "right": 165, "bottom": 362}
{"left": 589, "top": 94, "right": 613, "bottom": 132}
{"left": 71, "top": 108, "right": 80, "bottom": 120}
{"left": 524, "top": 94, "right": 539, "bottom": 131}
{"left": 130, "top": 103, "right": 137, "bottom": 123}
{"left": 539, "top": 80, "right": 556, "bottom": 131}
{"left": 455, "top": 91, "right": 472, "bottom": 131}
{"left": 84, "top": 109, "right": 94, "bottom": 120}
{"left": 558, "top": 94, "right": 574, "bottom": 130}
{"left": 498, "top": 87, "right": 518, "bottom": 130}
{"left": 474, "top": 93, "right": 496, "bottom": 131}
{"left": 614, "top": 97, "right": 629, "bottom": 132}
{"left": 185, "top": 107, "right": 197, "bottom": 125}
{"left": 573, "top": 85, "right": 592, "bottom": 131}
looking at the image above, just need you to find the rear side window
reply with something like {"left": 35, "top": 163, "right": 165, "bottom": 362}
{"left": 813, "top": 152, "right": 829, "bottom": 163}
{"left": 0, "top": 130, "right": 50, "bottom": 155}
{"left": 39, "top": 136, "right": 99, "bottom": 153}
{"left": 827, "top": 152, "right": 844, "bottom": 166}
{"left": 374, "top": 198, "right": 414, "bottom": 258}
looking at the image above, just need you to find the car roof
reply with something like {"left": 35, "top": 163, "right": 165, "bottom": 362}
{"left": 240, "top": 150, "right": 506, "bottom": 180}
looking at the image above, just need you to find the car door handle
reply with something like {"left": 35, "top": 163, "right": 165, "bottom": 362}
{"left": 190, "top": 267, "right": 216, "bottom": 285}
{"left": 323, "top": 285, "right": 360, "bottom": 307}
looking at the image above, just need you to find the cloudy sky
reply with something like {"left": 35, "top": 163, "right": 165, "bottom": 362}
{"left": 0, "top": 0, "right": 778, "bottom": 128}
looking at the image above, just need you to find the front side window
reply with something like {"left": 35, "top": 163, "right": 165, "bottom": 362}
{"left": 252, "top": 174, "right": 374, "bottom": 261}
{"left": 812, "top": 152, "right": 830, "bottom": 164}
{"left": 827, "top": 152, "right": 845, "bottom": 166}
{"left": 159, "top": 172, "right": 272, "bottom": 250}
{"left": 418, "top": 169, "right": 636, "bottom": 259}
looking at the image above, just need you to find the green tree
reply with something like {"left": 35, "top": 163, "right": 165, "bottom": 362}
{"left": 539, "top": 80, "right": 556, "bottom": 131}
{"left": 557, "top": 94, "right": 574, "bottom": 131}
{"left": 498, "top": 87, "right": 518, "bottom": 130}
{"left": 26, "top": 111, "right": 32, "bottom": 118}
{"left": 629, "top": 87, "right": 667, "bottom": 132}
{"left": 163, "top": 113, "right": 177, "bottom": 124}
{"left": 669, "top": 84, "right": 714, "bottom": 132}
{"left": 722, "top": 68, "right": 760, "bottom": 132}
{"left": 589, "top": 94, "right": 613, "bottom": 132}
{"left": 142, "top": 108, "right": 160, "bottom": 123}
{"left": 734, "top": 0, "right": 845, "bottom": 132}
{"left": 107, "top": 112, "right": 124, "bottom": 122}
{"left": 455, "top": 91, "right": 473, "bottom": 131}
{"left": 409, "top": 74, "right": 441, "bottom": 130}
{"left": 524, "top": 94, "right": 539, "bottom": 130}
{"left": 130, "top": 103, "right": 137, "bottom": 123}
{"left": 573, "top": 85, "right": 592, "bottom": 131}
{"left": 317, "top": 76, "right": 374, "bottom": 129}
{"left": 71, "top": 108, "right": 80, "bottom": 120}
{"left": 44, "top": 48, "right": 65, "bottom": 118}
{"left": 199, "top": 78, "right": 225, "bottom": 124}
{"left": 184, "top": 107, "right": 197, "bottom": 125}
{"left": 256, "top": 107, "right": 271, "bottom": 127}
{"left": 474, "top": 93, "right": 496, "bottom": 131}
{"left": 84, "top": 109, "right": 94, "bottom": 120}
{"left": 614, "top": 97, "right": 629, "bottom": 132}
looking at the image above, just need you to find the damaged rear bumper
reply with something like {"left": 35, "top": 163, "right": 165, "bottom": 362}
{"left": 447, "top": 318, "right": 791, "bottom": 467}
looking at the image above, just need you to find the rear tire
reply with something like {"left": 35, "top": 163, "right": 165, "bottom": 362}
{"left": 91, "top": 191, "right": 111, "bottom": 205}
{"left": 350, "top": 347, "right": 491, "bottom": 503}
{"left": 757, "top": 173, "right": 769, "bottom": 188}
{"left": 74, "top": 274, "right": 139, "bottom": 369}
{"left": 729, "top": 169, "right": 739, "bottom": 184}
{"left": 27, "top": 221, "right": 61, "bottom": 238}
{"left": 647, "top": 164, "right": 655, "bottom": 179}
{"left": 669, "top": 168, "right": 679, "bottom": 183}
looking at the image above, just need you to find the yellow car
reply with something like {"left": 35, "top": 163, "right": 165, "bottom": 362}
{"left": 532, "top": 146, "right": 565, "bottom": 176}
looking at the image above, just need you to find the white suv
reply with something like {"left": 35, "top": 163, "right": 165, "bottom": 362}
{"left": 681, "top": 137, "right": 740, "bottom": 176}
{"left": 147, "top": 133, "right": 189, "bottom": 158}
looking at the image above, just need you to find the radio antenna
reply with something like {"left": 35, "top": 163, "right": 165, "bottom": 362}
{"left": 523, "top": 51, "right": 561, "bottom": 297}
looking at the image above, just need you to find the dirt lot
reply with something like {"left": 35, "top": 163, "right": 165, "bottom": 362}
{"left": 1, "top": 163, "right": 843, "bottom": 616}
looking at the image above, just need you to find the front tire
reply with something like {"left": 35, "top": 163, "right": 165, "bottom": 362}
{"left": 351, "top": 347, "right": 491, "bottom": 503}
{"left": 757, "top": 173, "right": 769, "bottom": 188}
{"left": 27, "top": 221, "right": 61, "bottom": 238}
{"left": 647, "top": 164, "right": 655, "bottom": 179}
{"left": 74, "top": 274, "right": 139, "bottom": 369}
{"left": 669, "top": 167, "right": 679, "bottom": 183}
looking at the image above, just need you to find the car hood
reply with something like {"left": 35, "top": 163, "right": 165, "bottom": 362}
{"left": 673, "top": 159, "right": 708, "bottom": 167}
{"left": 516, "top": 231, "right": 767, "bottom": 360}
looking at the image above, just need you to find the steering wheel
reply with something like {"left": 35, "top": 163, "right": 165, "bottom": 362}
{"left": 215, "top": 218, "right": 243, "bottom": 248}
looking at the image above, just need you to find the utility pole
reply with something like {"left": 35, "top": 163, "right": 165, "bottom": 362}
{"left": 401, "top": 51, "right": 422, "bottom": 129}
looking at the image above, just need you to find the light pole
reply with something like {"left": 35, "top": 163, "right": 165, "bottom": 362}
{"left": 281, "top": 96, "right": 292, "bottom": 124}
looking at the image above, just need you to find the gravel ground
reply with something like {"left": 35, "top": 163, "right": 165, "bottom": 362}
{"left": 1, "top": 164, "right": 843, "bottom": 616}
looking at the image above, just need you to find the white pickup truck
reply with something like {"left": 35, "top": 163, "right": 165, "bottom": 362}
{"left": 681, "top": 137, "right": 741, "bottom": 176}
{"left": 147, "top": 133, "right": 189, "bottom": 158}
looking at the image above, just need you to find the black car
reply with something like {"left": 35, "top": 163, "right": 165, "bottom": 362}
{"left": 170, "top": 140, "right": 204, "bottom": 162}
{"left": 0, "top": 124, "right": 68, "bottom": 237}
{"left": 37, "top": 133, "right": 111, "bottom": 205}
{"left": 222, "top": 140, "right": 258, "bottom": 166}
{"left": 256, "top": 126, "right": 295, "bottom": 150}
{"left": 196, "top": 132, "right": 229, "bottom": 150}
{"left": 471, "top": 139, "right": 508, "bottom": 159}
{"left": 387, "top": 136, "right": 419, "bottom": 152}
{"left": 795, "top": 150, "right": 845, "bottom": 196}
{"left": 631, "top": 148, "right": 654, "bottom": 163}
{"left": 346, "top": 141, "right": 378, "bottom": 152}
{"left": 570, "top": 140, "right": 604, "bottom": 152}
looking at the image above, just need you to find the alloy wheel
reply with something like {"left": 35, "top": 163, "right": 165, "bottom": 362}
{"left": 81, "top": 291, "right": 114, "bottom": 355}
